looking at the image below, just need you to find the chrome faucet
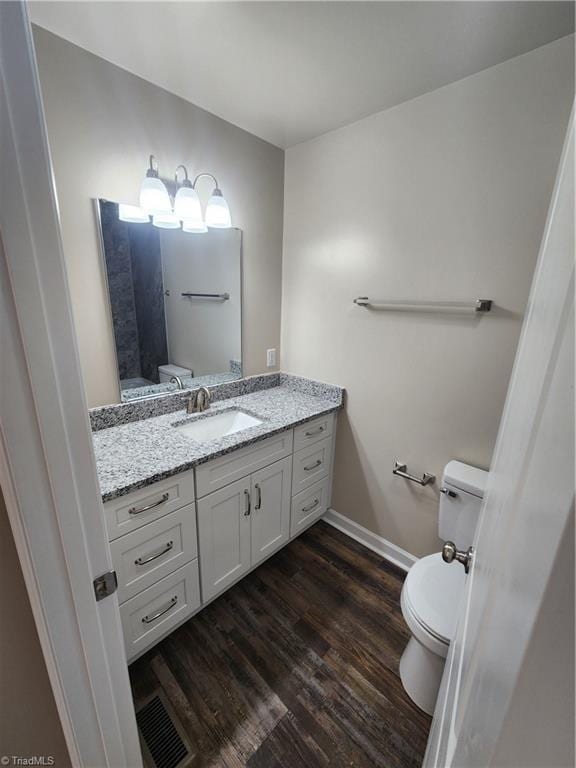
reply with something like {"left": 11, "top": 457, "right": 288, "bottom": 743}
{"left": 186, "top": 386, "right": 211, "bottom": 414}
{"left": 170, "top": 375, "right": 184, "bottom": 390}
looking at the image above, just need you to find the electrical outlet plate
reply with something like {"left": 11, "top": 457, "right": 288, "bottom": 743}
{"left": 266, "top": 348, "right": 276, "bottom": 368}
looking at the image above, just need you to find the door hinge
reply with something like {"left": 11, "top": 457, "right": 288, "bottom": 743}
{"left": 93, "top": 570, "right": 118, "bottom": 601}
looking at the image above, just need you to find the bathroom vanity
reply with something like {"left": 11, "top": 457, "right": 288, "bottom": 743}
{"left": 92, "top": 374, "right": 343, "bottom": 661}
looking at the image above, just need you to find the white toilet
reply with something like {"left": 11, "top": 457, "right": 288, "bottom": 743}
{"left": 158, "top": 363, "right": 192, "bottom": 383}
{"left": 399, "top": 460, "right": 488, "bottom": 715}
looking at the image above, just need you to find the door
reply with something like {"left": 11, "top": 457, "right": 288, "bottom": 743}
{"left": 197, "top": 478, "right": 251, "bottom": 601}
{"left": 0, "top": 3, "right": 142, "bottom": 765}
{"left": 424, "top": 113, "right": 574, "bottom": 767}
{"left": 251, "top": 456, "right": 292, "bottom": 566}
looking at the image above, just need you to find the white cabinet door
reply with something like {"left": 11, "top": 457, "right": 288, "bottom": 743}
{"left": 251, "top": 456, "right": 292, "bottom": 567}
{"left": 197, "top": 478, "right": 251, "bottom": 602}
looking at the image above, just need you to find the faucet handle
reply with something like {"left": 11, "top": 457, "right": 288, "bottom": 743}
{"left": 197, "top": 387, "right": 211, "bottom": 411}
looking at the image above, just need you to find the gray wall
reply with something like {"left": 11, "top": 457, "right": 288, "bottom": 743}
{"left": 282, "top": 36, "right": 574, "bottom": 557}
{"left": 33, "top": 26, "right": 284, "bottom": 407}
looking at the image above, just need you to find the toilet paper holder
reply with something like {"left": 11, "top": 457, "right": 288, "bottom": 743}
{"left": 393, "top": 461, "right": 436, "bottom": 486}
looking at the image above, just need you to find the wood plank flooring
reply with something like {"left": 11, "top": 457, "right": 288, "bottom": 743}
{"left": 130, "top": 521, "right": 431, "bottom": 768}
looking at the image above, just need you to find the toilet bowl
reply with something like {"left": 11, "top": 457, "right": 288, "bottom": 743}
{"left": 400, "top": 553, "right": 465, "bottom": 714}
{"left": 399, "top": 460, "right": 488, "bottom": 715}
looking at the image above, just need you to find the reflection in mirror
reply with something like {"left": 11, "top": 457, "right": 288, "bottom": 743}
{"left": 97, "top": 200, "right": 242, "bottom": 402}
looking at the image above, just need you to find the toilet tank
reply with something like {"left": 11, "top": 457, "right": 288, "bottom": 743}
{"left": 439, "top": 460, "right": 489, "bottom": 549}
{"left": 158, "top": 364, "right": 192, "bottom": 383}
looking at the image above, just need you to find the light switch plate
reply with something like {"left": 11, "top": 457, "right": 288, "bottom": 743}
{"left": 266, "top": 348, "right": 276, "bottom": 368}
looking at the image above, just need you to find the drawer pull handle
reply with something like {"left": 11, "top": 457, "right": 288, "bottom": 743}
{"left": 141, "top": 595, "right": 178, "bottom": 624}
{"left": 134, "top": 540, "right": 174, "bottom": 566}
{"left": 254, "top": 483, "right": 262, "bottom": 510}
{"left": 302, "top": 498, "right": 320, "bottom": 513}
{"left": 129, "top": 492, "right": 169, "bottom": 516}
{"left": 305, "top": 426, "right": 325, "bottom": 437}
{"left": 304, "top": 459, "right": 322, "bottom": 472}
{"left": 244, "top": 489, "right": 251, "bottom": 516}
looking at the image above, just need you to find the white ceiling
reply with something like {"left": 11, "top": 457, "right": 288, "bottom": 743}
{"left": 29, "top": 1, "right": 574, "bottom": 148}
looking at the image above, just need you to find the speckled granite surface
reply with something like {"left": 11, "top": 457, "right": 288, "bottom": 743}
{"left": 93, "top": 376, "right": 344, "bottom": 502}
{"left": 120, "top": 371, "right": 241, "bottom": 402}
{"left": 90, "top": 373, "right": 281, "bottom": 431}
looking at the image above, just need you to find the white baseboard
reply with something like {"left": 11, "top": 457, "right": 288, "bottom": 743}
{"left": 323, "top": 508, "right": 418, "bottom": 572}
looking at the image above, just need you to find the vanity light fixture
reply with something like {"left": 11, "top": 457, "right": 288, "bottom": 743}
{"left": 118, "top": 203, "right": 150, "bottom": 223}
{"left": 194, "top": 173, "right": 232, "bottom": 229}
{"left": 174, "top": 165, "right": 202, "bottom": 221}
{"left": 182, "top": 219, "right": 208, "bottom": 234}
{"left": 125, "top": 157, "right": 232, "bottom": 232}
{"left": 139, "top": 155, "right": 172, "bottom": 215}
{"left": 152, "top": 212, "right": 181, "bottom": 229}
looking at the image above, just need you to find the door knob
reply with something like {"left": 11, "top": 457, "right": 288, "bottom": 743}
{"left": 442, "top": 541, "right": 474, "bottom": 573}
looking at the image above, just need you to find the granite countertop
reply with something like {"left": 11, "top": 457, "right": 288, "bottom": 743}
{"left": 93, "top": 379, "right": 343, "bottom": 502}
{"left": 121, "top": 371, "right": 241, "bottom": 402}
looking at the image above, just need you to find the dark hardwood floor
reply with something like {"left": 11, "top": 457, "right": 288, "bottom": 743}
{"left": 130, "top": 520, "right": 431, "bottom": 768}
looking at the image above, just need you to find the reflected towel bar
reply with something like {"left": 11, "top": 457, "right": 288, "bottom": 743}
{"left": 393, "top": 461, "right": 436, "bottom": 486}
{"left": 181, "top": 292, "right": 230, "bottom": 300}
{"left": 353, "top": 297, "right": 492, "bottom": 313}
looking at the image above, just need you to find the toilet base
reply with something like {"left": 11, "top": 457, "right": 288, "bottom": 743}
{"left": 399, "top": 635, "right": 446, "bottom": 715}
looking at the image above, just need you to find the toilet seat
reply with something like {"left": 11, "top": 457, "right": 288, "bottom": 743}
{"left": 401, "top": 553, "right": 466, "bottom": 657}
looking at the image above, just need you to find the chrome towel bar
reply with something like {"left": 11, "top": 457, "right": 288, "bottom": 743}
{"left": 393, "top": 461, "right": 435, "bottom": 486}
{"left": 181, "top": 292, "right": 230, "bottom": 300}
{"left": 354, "top": 297, "right": 492, "bottom": 313}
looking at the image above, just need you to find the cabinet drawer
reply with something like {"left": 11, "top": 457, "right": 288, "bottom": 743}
{"left": 291, "top": 476, "right": 330, "bottom": 537}
{"left": 195, "top": 430, "right": 293, "bottom": 498}
{"left": 293, "top": 413, "right": 334, "bottom": 452}
{"left": 120, "top": 560, "right": 200, "bottom": 663}
{"left": 292, "top": 436, "right": 332, "bottom": 495}
{"left": 104, "top": 470, "right": 195, "bottom": 541}
{"left": 111, "top": 504, "right": 198, "bottom": 603}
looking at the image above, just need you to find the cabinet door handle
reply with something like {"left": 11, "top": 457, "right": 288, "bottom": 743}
{"left": 302, "top": 498, "right": 320, "bottom": 513}
{"left": 304, "top": 459, "right": 322, "bottom": 472}
{"left": 134, "top": 540, "right": 174, "bottom": 566}
{"left": 128, "top": 492, "right": 169, "bottom": 516}
{"left": 244, "top": 489, "right": 251, "bottom": 516}
{"left": 141, "top": 595, "right": 178, "bottom": 624}
{"left": 305, "top": 425, "right": 325, "bottom": 437}
{"left": 254, "top": 483, "right": 262, "bottom": 510}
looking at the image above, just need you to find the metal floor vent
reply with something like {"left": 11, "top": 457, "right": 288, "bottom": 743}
{"left": 136, "top": 692, "right": 191, "bottom": 768}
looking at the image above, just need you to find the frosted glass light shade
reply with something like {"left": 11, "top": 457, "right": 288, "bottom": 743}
{"left": 139, "top": 176, "right": 171, "bottom": 215}
{"left": 152, "top": 212, "right": 180, "bottom": 229}
{"left": 174, "top": 185, "right": 202, "bottom": 222}
{"left": 118, "top": 203, "right": 149, "bottom": 223}
{"left": 205, "top": 191, "right": 231, "bottom": 229}
{"left": 182, "top": 219, "right": 208, "bottom": 234}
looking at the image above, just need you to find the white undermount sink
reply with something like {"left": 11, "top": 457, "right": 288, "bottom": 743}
{"left": 174, "top": 409, "right": 263, "bottom": 442}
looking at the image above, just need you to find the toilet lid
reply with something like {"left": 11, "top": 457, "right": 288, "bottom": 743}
{"left": 404, "top": 553, "right": 466, "bottom": 642}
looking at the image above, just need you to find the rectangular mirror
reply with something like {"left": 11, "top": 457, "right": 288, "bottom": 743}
{"left": 97, "top": 199, "right": 242, "bottom": 402}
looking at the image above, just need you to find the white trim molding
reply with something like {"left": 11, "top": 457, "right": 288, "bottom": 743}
{"left": 324, "top": 509, "right": 418, "bottom": 572}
